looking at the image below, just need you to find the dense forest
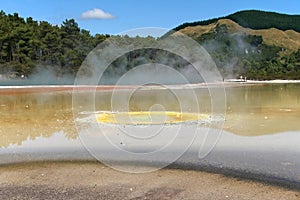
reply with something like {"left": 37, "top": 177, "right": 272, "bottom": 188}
{"left": 0, "top": 11, "right": 109, "bottom": 81}
{"left": 0, "top": 10, "right": 300, "bottom": 84}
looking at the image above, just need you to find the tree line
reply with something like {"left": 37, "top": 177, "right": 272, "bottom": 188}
{"left": 0, "top": 11, "right": 109, "bottom": 78}
{"left": 0, "top": 11, "right": 300, "bottom": 83}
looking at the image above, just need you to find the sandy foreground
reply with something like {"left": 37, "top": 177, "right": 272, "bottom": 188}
{"left": 0, "top": 161, "right": 299, "bottom": 200}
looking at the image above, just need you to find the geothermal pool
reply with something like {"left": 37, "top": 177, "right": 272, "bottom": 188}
{"left": 0, "top": 83, "right": 299, "bottom": 186}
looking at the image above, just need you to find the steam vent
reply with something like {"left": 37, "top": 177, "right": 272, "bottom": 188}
{"left": 96, "top": 111, "right": 210, "bottom": 125}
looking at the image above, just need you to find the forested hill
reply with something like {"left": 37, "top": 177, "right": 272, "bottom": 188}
{"left": 174, "top": 10, "right": 300, "bottom": 32}
{"left": 173, "top": 10, "right": 300, "bottom": 80}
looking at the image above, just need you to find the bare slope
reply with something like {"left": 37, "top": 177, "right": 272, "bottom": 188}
{"left": 178, "top": 19, "right": 300, "bottom": 55}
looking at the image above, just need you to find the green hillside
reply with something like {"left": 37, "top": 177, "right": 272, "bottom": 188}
{"left": 174, "top": 10, "right": 300, "bottom": 32}
{"left": 173, "top": 10, "right": 300, "bottom": 80}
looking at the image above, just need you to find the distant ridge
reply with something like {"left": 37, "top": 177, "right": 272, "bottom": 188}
{"left": 174, "top": 10, "right": 300, "bottom": 32}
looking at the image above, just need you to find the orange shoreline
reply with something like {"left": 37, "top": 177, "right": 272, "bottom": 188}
{"left": 0, "top": 82, "right": 268, "bottom": 95}
{"left": 0, "top": 85, "right": 134, "bottom": 95}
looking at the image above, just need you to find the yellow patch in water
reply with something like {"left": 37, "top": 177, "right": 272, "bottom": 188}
{"left": 97, "top": 111, "right": 209, "bottom": 125}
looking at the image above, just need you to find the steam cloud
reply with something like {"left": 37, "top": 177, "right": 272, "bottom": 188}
{"left": 0, "top": 65, "right": 75, "bottom": 86}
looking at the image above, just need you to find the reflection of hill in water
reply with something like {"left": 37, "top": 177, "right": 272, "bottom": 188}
{"left": 0, "top": 91, "right": 77, "bottom": 148}
{"left": 1, "top": 84, "right": 300, "bottom": 148}
{"left": 223, "top": 83, "right": 300, "bottom": 135}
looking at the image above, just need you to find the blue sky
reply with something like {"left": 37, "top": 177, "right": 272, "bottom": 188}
{"left": 1, "top": 0, "right": 300, "bottom": 35}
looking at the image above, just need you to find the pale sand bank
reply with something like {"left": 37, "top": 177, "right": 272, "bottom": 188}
{"left": 0, "top": 80, "right": 299, "bottom": 94}
{"left": 0, "top": 161, "right": 299, "bottom": 200}
{"left": 226, "top": 79, "right": 300, "bottom": 84}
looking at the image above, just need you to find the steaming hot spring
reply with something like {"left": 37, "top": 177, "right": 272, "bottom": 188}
{"left": 96, "top": 111, "right": 211, "bottom": 125}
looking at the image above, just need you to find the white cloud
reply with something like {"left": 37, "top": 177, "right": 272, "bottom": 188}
{"left": 81, "top": 8, "right": 114, "bottom": 20}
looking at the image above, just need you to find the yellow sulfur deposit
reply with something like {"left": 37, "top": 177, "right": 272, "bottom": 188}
{"left": 96, "top": 111, "right": 210, "bottom": 125}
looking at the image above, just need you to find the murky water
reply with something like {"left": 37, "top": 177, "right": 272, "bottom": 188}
{"left": 1, "top": 83, "right": 299, "bottom": 147}
{"left": 0, "top": 90, "right": 76, "bottom": 148}
{"left": 0, "top": 84, "right": 299, "bottom": 184}
{"left": 225, "top": 83, "right": 300, "bottom": 135}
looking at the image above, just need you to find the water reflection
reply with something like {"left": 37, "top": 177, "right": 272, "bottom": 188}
{"left": 224, "top": 84, "right": 300, "bottom": 135}
{"left": 0, "top": 91, "right": 77, "bottom": 148}
{"left": 0, "top": 83, "right": 300, "bottom": 148}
